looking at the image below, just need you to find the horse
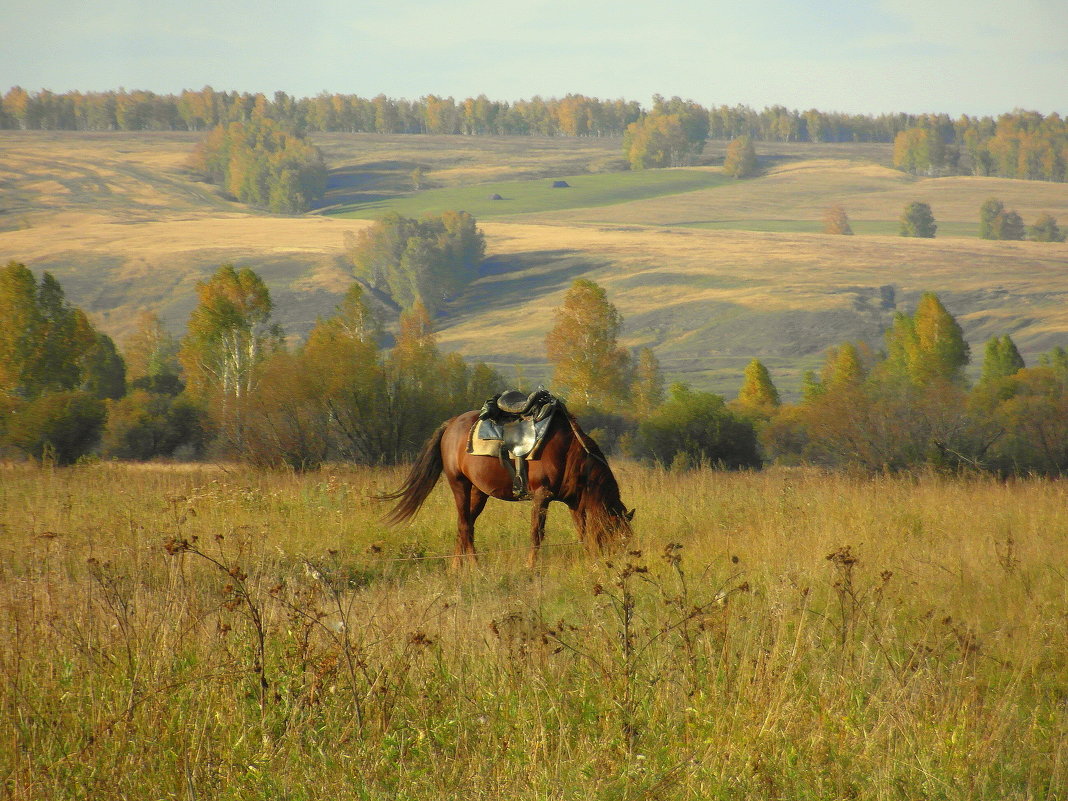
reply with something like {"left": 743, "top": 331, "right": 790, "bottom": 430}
{"left": 380, "top": 402, "right": 634, "bottom": 567}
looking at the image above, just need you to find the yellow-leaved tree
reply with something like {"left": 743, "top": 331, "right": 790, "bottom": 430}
{"left": 545, "top": 279, "right": 631, "bottom": 412}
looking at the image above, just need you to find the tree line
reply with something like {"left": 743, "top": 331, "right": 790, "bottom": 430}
{"left": 5, "top": 248, "right": 1068, "bottom": 475}
{"left": 539, "top": 280, "right": 1068, "bottom": 476}
{"left": 6, "top": 85, "right": 1063, "bottom": 157}
{"left": 892, "top": 112, "right": 1068, "bottom": 181}
{"left": 0, "top": 259, "right": 502, "bottom": 467}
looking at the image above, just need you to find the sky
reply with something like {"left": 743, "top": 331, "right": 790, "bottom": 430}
{"left": 3, "top": 0, "right": 1066, "bottom": 117}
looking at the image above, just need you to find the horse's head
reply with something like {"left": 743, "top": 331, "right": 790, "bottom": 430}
{"left": 589, "top": 495, "right": 634, "bottom": 549}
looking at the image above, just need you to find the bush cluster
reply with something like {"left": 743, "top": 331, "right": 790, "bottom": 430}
{"left": 188, "top": 116, "right": 326, "bottom": 213}
{"left": 346, "top": 211, "right": 485, "bottom": 315}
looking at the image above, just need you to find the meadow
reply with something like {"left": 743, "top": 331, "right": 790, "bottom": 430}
{"left": 2, "top": 461, "right": 1064, "bottom": 799}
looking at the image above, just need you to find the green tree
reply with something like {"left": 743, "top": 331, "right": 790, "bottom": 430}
{"left": 300, "top": 283, "right": 388, "bottom": 462}
{"left": 979, "top": 335, "right": 1025, "bottom": 385}
{"left": 0, "top": 261, "right": 45, "bottom": 397}
{"left": 347, "top": 211, "right": 485, "bottom": 314}
{"left": 634, "top": 383, "right": 759, "bottom": 469}
{"left": 102, "top": 390, "right": 209, "bottom": 460}
{"left": 122, "top": 311, "right": 182, "bottom": 393}
{"left": 899, "top": 201, "right": 937, "bottom": 238}
{"left": 990, "top": 208, "right": 1026, "bottom": 241}
{"left": 979, "top": 198, "right": 1004, "bottom": 239}
{"left": 5, "top": 390, "right": 106, "bottom": 465}
{"left": 985, "top": 368, "right": 1068, "bottom": 474}
{"left": 723, "top": 136, "right": 758, "bottom": 178}
{"left": 1029, "top": 213, "right": 1065, "bottom": 242}
{"left": 0, "top": 261, "right": 100, "bottom": 399}
{"left": 545, "top": 279, "right": 631, "bottom": 411}
{"left": 79, "top": 327, "right": 126, "bottom": 400}
{"left": 179, "top": 265, "right": 282, "bottom": 447}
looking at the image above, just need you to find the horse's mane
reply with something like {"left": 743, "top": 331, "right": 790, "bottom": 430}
{"left": 557, "top": 403, "right": 626, "bottom": 515}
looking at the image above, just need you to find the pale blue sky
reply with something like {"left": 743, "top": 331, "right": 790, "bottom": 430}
{"left": 3, "top": 0, "right": 1065, "bottom": 116}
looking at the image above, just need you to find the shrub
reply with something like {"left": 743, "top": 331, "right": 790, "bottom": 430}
{"left": 634, "top": 383, "right": 760, "bottom": 469}
{"left": 102, "top": 390, "right": 211, "bottom": 461}
{"left": 4, "top": 390, "right": 106, "bottom": 464}
{"left": 899, "top": 201, "right": 937, "bottom": 238}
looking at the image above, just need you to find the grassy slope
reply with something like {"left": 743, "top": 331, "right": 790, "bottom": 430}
{"left": 2, "top": 131, "right": 1068, "bottom": 397}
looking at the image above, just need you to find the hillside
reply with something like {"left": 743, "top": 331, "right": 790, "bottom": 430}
{"left": 1, "top": 130, "right": 1067, "bottom": 399}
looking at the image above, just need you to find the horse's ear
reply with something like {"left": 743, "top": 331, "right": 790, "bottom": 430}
{"left": 625, "top": 507, "right": 635, "bottom": 521}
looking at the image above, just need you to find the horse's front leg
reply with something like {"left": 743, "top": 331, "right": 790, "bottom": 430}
{"left": 528, "top": 488, "right": 553, "bottom": 568}
{"left": 450, "top": 477, "right": 487, "bottom": 568}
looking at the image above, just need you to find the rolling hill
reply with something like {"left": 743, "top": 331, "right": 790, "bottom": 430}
{"left": 2, "top": 130, "right": 1067, "bottom": 399}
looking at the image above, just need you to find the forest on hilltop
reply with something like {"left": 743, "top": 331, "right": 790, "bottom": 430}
{"left": 4, "top": 86, "right": 1067, "bottom": 182}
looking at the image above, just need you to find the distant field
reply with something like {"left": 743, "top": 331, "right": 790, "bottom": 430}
{"left": 328, "top": 169, "right": 730, "bottom": 220}
{"left": 2, "top": 130, "right": 1067, "bottom": 398}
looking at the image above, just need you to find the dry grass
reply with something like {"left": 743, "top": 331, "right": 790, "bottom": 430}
{"left": 1, "top": 461, "right": 1064, "bottom": 799}
{"left": 446, "top": 221, "right": 1068, "bottom": 393}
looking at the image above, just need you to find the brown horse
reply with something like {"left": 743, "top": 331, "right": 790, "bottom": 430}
{"left": 381, "top": 404, "right": 633, "bottom": 566}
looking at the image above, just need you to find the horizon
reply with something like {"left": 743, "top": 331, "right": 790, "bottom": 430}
{"left": 3, "top": 0, "right": 1066, "bottom": 120}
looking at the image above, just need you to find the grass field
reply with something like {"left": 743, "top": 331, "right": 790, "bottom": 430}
{"left": 2, "top": 131, "right": 1068, "bottom": 397}
{"left": 1, "top": 461, "right": 1064, "bottom": 799}
{"left": 328, "top": 169, "right": 730, "bottom": 220}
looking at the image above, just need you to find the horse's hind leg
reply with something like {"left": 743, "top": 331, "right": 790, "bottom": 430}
{"left": 528, "top": 488, "right": 552, "bottom": 568}
{"left": 450, "top": 476, "right": 487, "bottom": 567}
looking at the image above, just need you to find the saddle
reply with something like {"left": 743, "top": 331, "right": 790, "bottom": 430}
{"left": 469, "top": 388, "right": 558, "bottom": 500}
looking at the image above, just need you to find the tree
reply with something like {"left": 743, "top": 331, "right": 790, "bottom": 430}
{"left": 79, "top": 327, "right": 126, "bottom": 400}
{"left": 123, "top": 311, "right": 182, "bottom": 392}
{"left": 899, "top": 201, "right": 937, "bottom": 238}
{"left": 723, "top": 136, "right": 758, "bottom": 178}
{"left": 884, "top": 292, "right": 969, "bottom": 386}
{"left": 347, "top": 211, "right": 485, "bottom": 314}
{"left": 102, "top": 390, "right": 209, "bottom": 460}
{"left": 1029, "top": 213, "right": 1065, "bottom": 242}
{"left": 0, "top": 261, "right": 44, "bottom": 397}
{"left": 985, "top": 368, "right": 1068, "bottom": 474}
{"left": 0, "top": 261, "right": 101, "bottom": 399}
{"left": 979, "top": 198, "right": 1004, "bottom": 239}
{"left": 735, "top": 358, "right": 780, "bottom": 415}
{"left": 822, "top": 205, "right": 853, "bottom": 235}
{"left": 990, "top": 209, "right": 1026, "bottom": 241}
{"left": 179, "top": 265, "right": 281, "bottom": 447}
{"left": 979, "top": 335, "right": 1025, "bottom": 385}
{"left": 545, "top": 279, "right": 631, "bottom": 411}
{"left": 631, "top": 347, "right": 665, "bottom": 418}
{"left": 623, "top": 114, "right": 690, "bottom": 169}
{"left": 892, "top": 127, "right": 946, "bottom": 175}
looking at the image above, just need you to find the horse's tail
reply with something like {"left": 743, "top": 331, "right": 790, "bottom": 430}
{"left": 379, "top": 422, "right": 447, "bottom": 525}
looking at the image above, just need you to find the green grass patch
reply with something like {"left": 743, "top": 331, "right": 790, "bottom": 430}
{"left": 326, "top": 169, "right": 730, "bottom": 220}
{"left": 678, "top": 219, "right": 981, "bottom": 237}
